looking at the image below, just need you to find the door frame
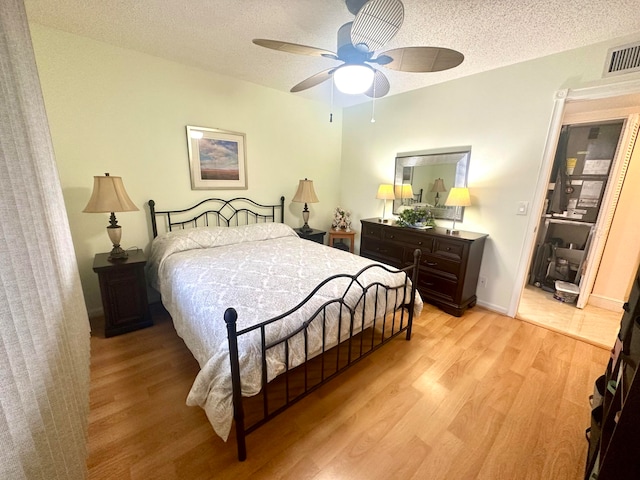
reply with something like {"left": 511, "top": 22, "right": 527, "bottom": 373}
{"left": 508, "top": 79, "right": 640, "bottom": 317}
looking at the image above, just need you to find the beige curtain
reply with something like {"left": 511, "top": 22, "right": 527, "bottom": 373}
{"left": 0, "top": 1, "right": 91, "bottom": 479}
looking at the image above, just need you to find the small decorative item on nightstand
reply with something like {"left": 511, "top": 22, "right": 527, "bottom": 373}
{"left": 93, "top": 249, "right": 152, "bottom": 337}
{"left": 331, "top": 206, "right": 352, "bottom": 232}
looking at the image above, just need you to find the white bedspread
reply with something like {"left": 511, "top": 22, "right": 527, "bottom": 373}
{"left": 147, "top": 223, "right": 422, "bottom": 441}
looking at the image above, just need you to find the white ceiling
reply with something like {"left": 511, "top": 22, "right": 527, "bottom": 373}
{"left": 24, "top": 0, "right": 640, "bottom": 107}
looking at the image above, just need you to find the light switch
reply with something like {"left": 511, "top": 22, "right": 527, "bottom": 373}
{"left": 517, "top": 201, "right": 528, "bottom": 216}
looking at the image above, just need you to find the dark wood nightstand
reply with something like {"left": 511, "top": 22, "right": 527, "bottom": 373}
{"left": 294, "top": 227, "right": 326, "bottom": 244}
{"left": 93, "top": 249, "right": 152, "bottom": 337}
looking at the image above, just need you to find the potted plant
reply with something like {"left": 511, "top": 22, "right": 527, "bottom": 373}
{"left": 396, "top": 205, "right": 435, "bottom": 228}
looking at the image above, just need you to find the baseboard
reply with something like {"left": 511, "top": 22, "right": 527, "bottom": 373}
{"left": 476, "top": 299, "right": 510, "bottom": 316}
{"left": 587, "top": 294, "right": 624, "bottom": 313}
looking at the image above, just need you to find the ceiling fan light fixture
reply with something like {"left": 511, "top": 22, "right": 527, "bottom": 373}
{"left": 333, "top": 64, "right": 375, "bottom": 94}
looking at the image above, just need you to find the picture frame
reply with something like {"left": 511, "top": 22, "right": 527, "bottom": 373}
{"left": 186, "top": 125, "right": 248, "bottom": 190}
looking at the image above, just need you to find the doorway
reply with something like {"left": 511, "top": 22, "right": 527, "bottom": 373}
{"left": 511, "top": 83, "right": 640, "bottom": 347}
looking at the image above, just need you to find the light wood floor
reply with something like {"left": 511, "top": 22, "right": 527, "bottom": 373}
{"left": 517, "top": 285, "right": 621, "bottom": 349}
{"left": 88, "top": 303, "right": 609, "bottom": 480}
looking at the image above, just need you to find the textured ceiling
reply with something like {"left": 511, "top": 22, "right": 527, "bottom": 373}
{"left": 24, "top": 0, "right": 640, "bottom": 107}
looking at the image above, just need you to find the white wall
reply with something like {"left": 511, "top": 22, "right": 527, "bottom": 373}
{"left": 340, "top": 33, "right": 640, "bottom": 314}
{"left": 30, "top": 24, "right": 343, "bottom": 315}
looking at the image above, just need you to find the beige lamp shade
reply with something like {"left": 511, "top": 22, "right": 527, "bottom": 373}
{"left": 292, "top": 178, "right": 319, "bottom": 204}
{"left": 376, "top": 184, "right": 395, "bottom": 200}
{"left": 430, "top": 178, "right": 447, "bottom": 193}
{"left": 83, "top": 174, "right": 139, "bottom": 213}
{"left": 445, "top": 187, "right": 471, "bottom": 207}
{"left": 394, "top": 183, "right": 414, "bottom": 199}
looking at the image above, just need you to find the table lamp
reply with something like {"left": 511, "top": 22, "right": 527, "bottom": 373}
{"left": 292, "top": 178, "right": 319, "bottom": 233}
{"left": 395, "top": 183, "right": 414, "bottom": 206}
{"left": 83, "top": 173, "right": 138, "bottom": 261}
{"left": 376, "top": 184, "right": 395, "bottom": 223}
{"left": 431, "top": 178, "right": 447, "bottom": 207}
{"left": 444, "top": 187, "right": 471, "bottom": 235}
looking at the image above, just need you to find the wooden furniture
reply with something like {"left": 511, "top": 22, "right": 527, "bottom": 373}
{"left": 360, "top": 218, "right": 487, "bottom": 316}
{"left": 585, "top": 263, "right": 640, "bottom": 479}
{"left": 93, "top": 249, "right": 152, "bottom": 337}
{"left": 294, "top": 227, "right": 325, "bottom": 244}
{"left": 148, "top": 197, "right": 421, "bottom": 461}
{"left": 328, "top": 229, "right": 356, "bottom": 253}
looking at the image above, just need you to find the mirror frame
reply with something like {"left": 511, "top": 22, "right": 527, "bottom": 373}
{"left": 393, "top": 146, "right": 471, "bottom": 221}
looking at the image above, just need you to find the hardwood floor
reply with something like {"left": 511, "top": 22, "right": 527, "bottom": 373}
{"left": 88, "top": 303, "right": 609, "bottom": 479}
{"left": 517, "top": 285, "right": 621, "bottom": 349}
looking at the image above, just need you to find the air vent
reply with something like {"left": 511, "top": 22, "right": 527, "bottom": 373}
{"left": 603, "top": 41, "right": 640, "bottom": 77}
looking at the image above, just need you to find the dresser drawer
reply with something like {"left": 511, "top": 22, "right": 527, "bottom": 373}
{"left": 361, "top": 222, "right": 384, "bottom": 240}
{"left": 433, "top": 238, "right": 465, "bottom": 261}
{"left": 383, "top": 228, "right": 433, "bottom": 253}
{"left": 421, "top": 253, "right": 461, "bottom": 278}
{"left": 360, "top": 238, "right": 403, "bottom": 266}
{"left": 418, "top": 272, "right": 457, "bottom": 301}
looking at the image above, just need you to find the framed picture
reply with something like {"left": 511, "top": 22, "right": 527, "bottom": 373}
{"left": 186, "top": 125, "right": 248, "bottom": 190}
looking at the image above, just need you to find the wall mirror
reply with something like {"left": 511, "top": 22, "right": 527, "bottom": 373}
{"left": 393, "top": 146, "right": 471, "bottom": 221}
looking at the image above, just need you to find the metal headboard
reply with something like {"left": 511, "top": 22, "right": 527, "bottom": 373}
{"left": 148, "top": 196, "right": 285, "bottom": 238}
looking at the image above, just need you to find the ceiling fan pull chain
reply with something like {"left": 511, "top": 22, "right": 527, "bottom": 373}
{"left": 330, "top": 76, "right": 335, "bottom": 123}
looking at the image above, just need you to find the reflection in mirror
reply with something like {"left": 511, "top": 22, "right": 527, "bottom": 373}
{"left": 394, "top": 146, "right": 471, "bottom": 221}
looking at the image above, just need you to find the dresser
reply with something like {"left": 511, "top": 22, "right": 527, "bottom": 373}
{"left": 360, "top": 218, "right": 487, "bottom": 316}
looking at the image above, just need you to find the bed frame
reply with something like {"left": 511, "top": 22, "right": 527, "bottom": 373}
{"left": 148, "top": 197, "right": 421, "bottom": 461}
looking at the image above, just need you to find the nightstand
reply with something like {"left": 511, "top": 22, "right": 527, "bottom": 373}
{"left": 92, "top": 249, "right": 152, "bottom": 337}
{"left": 294, "top": 227, "right": 326, "bottom": 244}
{"left": 328, "top": 229, "right": 356, "bottom": 253}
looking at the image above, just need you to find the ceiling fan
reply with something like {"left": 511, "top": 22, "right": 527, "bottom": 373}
{"left": 253, "top": 0, "right": 464, "bottom": 98}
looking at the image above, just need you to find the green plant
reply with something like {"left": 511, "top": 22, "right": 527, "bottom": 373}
{"left": 396, "top": 206, "right": 435, "bottom": 227}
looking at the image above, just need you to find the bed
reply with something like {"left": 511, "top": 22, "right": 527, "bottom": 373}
{"left": 147, "top": 196, "right": 422, "bottom": 460}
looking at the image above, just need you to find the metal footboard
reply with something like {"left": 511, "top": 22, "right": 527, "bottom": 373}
{"left": 224, "top": 249, "right": 422, "bottom": 461}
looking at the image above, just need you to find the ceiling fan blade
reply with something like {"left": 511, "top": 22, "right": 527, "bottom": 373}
{"left": 351, "top": 0, "right": 404, "bottom": 52}
{"left": 365, "top": 69, "right": 390, "bottom": 98}
{"left": 290, "top": 68, "right": 335, "bottom": 93}
{"left": 253, "top": 39, "right": 338, "bottom": 59}
{"left": 379, "top": 46, "right": 464, "bottom": 72}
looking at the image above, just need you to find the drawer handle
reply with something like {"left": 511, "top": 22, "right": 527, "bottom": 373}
{"left": 425, "top": 282, "right": 435, "bottom": 287}
{"left": 446, "top": 247, "right": 452, "bottom": 251}
{"left": 389, "top": 234, "right": 395, "bottom": 239}
{"left": 426, "top": 261, "right": 438, "bottom": 267}
{"left": 418, "top": 241, "right": 423, "bottom": 245}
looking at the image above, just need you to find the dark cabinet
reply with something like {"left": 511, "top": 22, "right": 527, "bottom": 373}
{"left": 585, "top": 263, "right": 640, "bottom": 479}
{"left": 294, "top": 228, "right": 326, "bottom": 244}
{"left": 93, "top": 249, "right": 152, "bottom": 337}
{"left": 360, "top": 219, "right": 487, "bottom": 316}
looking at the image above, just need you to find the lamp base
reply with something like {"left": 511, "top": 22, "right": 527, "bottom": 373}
{"left": 299, "top": 223, "right": 313, "bottom": 233}
{"left": 446, "top": 229, "right": 460, "bottom": 236}
{"left": 108, "top": 245, "right": 128, "bottom": 262}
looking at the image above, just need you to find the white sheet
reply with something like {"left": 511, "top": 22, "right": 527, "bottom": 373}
{"left": 148, "top": 223, "right": 422, "bottom": 440}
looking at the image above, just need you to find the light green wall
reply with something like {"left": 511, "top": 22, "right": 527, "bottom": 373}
{"left": 30, "top": 24, "right": 343, "bottom": 315}
{"left": 340, "top": 33, "right": 640, "bottom": 313}
{"left": 29, "top": 21, "right": 640, "bottom": 317}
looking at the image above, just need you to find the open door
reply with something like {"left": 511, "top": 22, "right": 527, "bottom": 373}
{"left": 577, "top": 115, "right": 639, "bottom": 307}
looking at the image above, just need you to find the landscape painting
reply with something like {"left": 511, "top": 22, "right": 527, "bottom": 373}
{"left": 186, "top": 126, "right": 247, "bottom": 189}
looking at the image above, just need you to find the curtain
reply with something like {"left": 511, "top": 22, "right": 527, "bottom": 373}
{"left": 0, "top": 1, "right": 91, "bottom": 479}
